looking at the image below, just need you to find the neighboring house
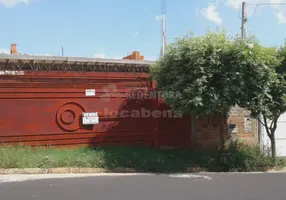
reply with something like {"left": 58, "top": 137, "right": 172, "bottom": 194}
{"left": 261, "top": 115, "right": 286, "bottom": 157}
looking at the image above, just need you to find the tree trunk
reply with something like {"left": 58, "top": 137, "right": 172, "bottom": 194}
{"left": 219, "top": 112, "right": 227, "bottom": 152}
{"left": 270, "top": 134, "right": 276, "bottom": 158}
{"left": 190, "top": 113, "right": 197, "bottom": 148}
{"left": 263, "top": 115, "right": 278, "bottom": 159}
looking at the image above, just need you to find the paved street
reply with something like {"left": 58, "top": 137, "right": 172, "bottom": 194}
{"left": 0, "top": 172, "right": 286, "bottom": 200}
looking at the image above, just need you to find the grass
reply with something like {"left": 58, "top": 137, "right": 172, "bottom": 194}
{"left": 0, "top": 145, "right": 184, "bottom": 172}
{"left": 0, "top": 142, "right": 285, "bottom": 172}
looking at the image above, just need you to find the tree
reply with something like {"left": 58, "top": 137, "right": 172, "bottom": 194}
{"left": 151, "top": 31, "right": 274, "bottom": 150}
{"left": 240, "top": 43, "right": 286, "bottom": 158}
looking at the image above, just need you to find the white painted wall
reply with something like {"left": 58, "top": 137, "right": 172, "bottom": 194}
{"left": 262, "top": 114, "right": 286, "bottom": 157}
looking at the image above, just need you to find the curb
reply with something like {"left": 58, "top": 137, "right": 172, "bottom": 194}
{"left": 0, "top": 168, "right": 138, "bottom": 175}
{"left": 0, "top": 167, "right": 207, "bottom": 175}
{"left": 0, "top": 167, "right": 286, "bottom": 174}
{"left": 265, "top": 167, "right": 286, "bottom": 172}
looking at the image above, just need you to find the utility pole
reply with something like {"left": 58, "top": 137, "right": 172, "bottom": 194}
{"left": 61, "top": 45, "right": 64, "bottom": 56}
{"left": 239, "top": 1, "right": 286, "bottom": 151}
{"left": 241, "top": 1, "right": 262, "bottom": 151}
{"left": 160, "top": 0, "right": 167, "bottom": 57}
{"left": 241, "top": 1, "right": 247, "bottom": 39}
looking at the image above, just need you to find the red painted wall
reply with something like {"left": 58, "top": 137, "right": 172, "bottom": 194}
{"left": 0, "top": 71, "right": 191, "bottom": 148}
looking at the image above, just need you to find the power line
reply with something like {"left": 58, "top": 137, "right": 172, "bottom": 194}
{"left": 248, "top": 2, "right": 286, "bottom": 5}
{"left": 241, "top": 1, "right": 286, "bottom": 39}
{"left": 248, "top": 2, "right": 286, "bottom": 16}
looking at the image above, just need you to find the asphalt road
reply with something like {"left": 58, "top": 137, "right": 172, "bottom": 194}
{"left": 0, "top": 172, "right": 286, "bottom": 200}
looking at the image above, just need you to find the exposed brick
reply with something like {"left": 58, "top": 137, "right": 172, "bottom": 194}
{"left": 123, "top": 51, "right": 144, "bottom": 60}
{"left": 228, "top": 106, "right": 258, "bottom": 144}
{"left": 194, "top": 106, "right": 258, "bottom": 149}
{"left": 10, "top": 44, "right": 18, "bottom": 55}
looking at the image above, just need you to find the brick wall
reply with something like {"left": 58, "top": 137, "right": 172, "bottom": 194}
{"left": 10, "top": 44, "right": 18, "bottom": 55}
{"left": 227, "top": 106, "right": 258, "bottom": 145}
{"left": 195, "top": 115, "right": 221, "bottom": 149}
{"left": 123, "top": 51, "right": 144, "bottom": 60}
{"left": 193, "top": 106, "right": 258, "bottom": 149}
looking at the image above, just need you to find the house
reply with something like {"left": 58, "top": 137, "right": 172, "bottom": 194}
{"left": 0, "top": 44, "right": 258, "bottom": 149}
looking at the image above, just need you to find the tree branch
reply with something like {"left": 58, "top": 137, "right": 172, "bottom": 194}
{"left": 263, "top": 115, "right": 272, "bottom": 138}
{"left": 258, "top": 117, "right": 266, "bottom": 127}
{"left": 272, "top": 114, "right": 281, "bottom": 133}
{"left": 270, "top": 118, "right": 275, "bottom": 130}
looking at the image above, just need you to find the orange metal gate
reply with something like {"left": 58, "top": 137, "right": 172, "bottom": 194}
{"left": 0, "top": 71, "right": 191, "bottom": 148}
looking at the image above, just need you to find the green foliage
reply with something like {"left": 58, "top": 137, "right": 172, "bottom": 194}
{"left": 151, "top": 31, "right": 275, "bottom": 117}
{"left": 0, "top": 145, "right": 284, "bottom": 172}
{"left": 0, "top": 146, "right": 183, "bottom": 172}
{"left": 238, "top": 41, "right": 286, "bottom": 158}
{"left": 233, "top": 41, "right": 281, "bottom": 115}
{"left": 210, "top": 140, "right": 284, "bottom": 172}
{"left": 239, "top": 43, "right": 284, "bottom": 120}
{"left": 277, "top": 40, "right": 286, "bottom": 75}
{"left": 151, "top": 30, "right": 282, "bottom": 155}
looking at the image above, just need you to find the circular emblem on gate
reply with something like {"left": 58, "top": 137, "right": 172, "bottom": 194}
{"left": 56, "top": 102, "right": 85, "bottom": 131}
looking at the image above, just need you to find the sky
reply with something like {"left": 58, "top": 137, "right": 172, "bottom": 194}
{"left": 0, "top": 0, "right": 286, "bottom": 60}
